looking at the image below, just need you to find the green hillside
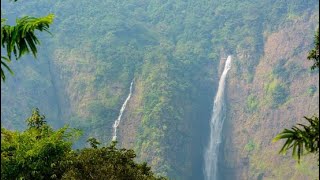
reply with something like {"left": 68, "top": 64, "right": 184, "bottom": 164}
{"left": 1, "top": 0, "right": 319, "bottom": 179}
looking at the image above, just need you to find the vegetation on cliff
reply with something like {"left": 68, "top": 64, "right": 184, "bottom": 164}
{"left": 273, "top": 29, "right": 319, "bottom": 163}
{"left": 1, "top": 1, "right": 164, "bottom": 179}
{"left": 1, "top": 0, "right": 319, "bottom": 179}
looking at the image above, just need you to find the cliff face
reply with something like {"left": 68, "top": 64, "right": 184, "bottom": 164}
{"left": 1, "top": 1, "right": 319, "bottom": 179}
{"left": 222, "top": 12, "right": 319, "bottom": 180}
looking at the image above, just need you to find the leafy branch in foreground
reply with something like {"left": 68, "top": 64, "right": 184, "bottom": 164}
{"left": 273, "top": 116, "right": 319, "bottom": 163}
{"left": 1, "top": 109, "right": 166, "bottom": 180}
{"left": 1, "top": 14, "right": 54, "bottom": 81}
{"left": 307, "top": 29, "right": 319, "bottom": 70}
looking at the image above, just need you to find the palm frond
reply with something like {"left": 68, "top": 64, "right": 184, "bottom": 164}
{"left": 1, "top": 14, "right": 54, "bottom": 81}
{"left": 1, "top": 56, "right": 14, "bottom": 82}
{"left": 273, "top": 116, "right": 319, "bottom": 163}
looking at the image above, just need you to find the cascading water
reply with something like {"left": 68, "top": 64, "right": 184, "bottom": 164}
{"left": 112, "top": 80, "right": 134, "bottom": 141}
{"left": 204, "top": 55, "right": 232, "bottom": 180}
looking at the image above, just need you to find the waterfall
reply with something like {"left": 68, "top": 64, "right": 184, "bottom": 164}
{"left": 112, "top": 80, "right": 134, "bottom": 141}
{"left": 204, "top": 55, "right": 232, "bottom": 180}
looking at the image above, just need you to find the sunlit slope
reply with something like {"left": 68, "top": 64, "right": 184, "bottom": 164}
{"left": 222, "top": 12, "right": 319, "bottom": 180}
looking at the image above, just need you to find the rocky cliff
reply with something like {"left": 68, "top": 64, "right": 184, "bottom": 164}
{"left": 1, "top": 1, "right": 319, "bottom": 179}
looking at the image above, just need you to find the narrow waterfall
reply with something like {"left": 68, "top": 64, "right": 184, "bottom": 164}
{"left": 112, "top": 80, "right": 134, "bottom": 141}
{"left": 204, "top": 55, "right": 232, "bottom": 180}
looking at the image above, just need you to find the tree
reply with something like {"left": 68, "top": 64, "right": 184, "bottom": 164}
{"left": 1, "top": 109, "right": 166, "bottom": 180}
{"left": 307, "top": 29, "right": 319, "bottom": 70}
{"left": 86, "top": 137, "right": 101, "bottom": 149}
{"left": 1, "top": 109, "right": 79, "bottom": 179}
{"left": 26, "top": 108, "right": 47, "bottom": 129}
{"left": 1, "top": 1, "right": 54, "bottom": 81}
{"left": 273, "top": 29, "right": 319, "bottom": 163}
{"left": 62, "top": 140, "right": 166, "bottom": 180}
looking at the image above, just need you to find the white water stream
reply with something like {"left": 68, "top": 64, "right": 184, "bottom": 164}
{"left": 204, "top": 55, "right": 232, "bottom": 180}
{"left": 112, "top": 80, "right": 134, "bottom": 141}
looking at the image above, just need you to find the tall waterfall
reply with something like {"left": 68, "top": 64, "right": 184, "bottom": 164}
{"left": 204, "top": 55, "right": 232, "bottom": 180}
{"left": 112, "top": 80, "right": 134, "bottom": 141}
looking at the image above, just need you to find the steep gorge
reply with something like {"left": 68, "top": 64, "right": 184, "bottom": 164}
{"left": 1, "top": 1, "right": 319, "bottom": 179}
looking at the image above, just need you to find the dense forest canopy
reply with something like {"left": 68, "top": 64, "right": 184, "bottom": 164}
{"left": 1, "top": 109, "right": 165, "bottom": 179}
{"left": 1, "top": 0, "right": 319, "bottom": 179}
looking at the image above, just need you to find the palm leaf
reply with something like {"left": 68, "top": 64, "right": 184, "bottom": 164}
{"left": 273, "top": 116, "right": 319, "bottom": 163}
{"left": 1, "top": 56, "right": 14, "bottom": 81}
{"left": 1, "top": 14, "right": 54, "bottom": 81}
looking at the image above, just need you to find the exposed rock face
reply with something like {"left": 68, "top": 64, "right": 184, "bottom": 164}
{"left": 118, "top": 78, "right": 144, "bottom": 148}
{"left": 221, "top": 12, "right": 319, "bottom": 180}
{"left": 1, "top": 1, "right": 319, "bottom": 179}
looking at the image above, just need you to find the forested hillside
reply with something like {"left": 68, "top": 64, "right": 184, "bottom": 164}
{"left": 1, "top": 0, "right": 319, "bottom": 179}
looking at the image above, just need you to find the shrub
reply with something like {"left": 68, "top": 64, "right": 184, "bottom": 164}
{"left": 265, "top": 79, "right": 289, "bottom": 108}
{"left": 307, "top": 85, "right": 317, "bottom": 96}
{"left": 244, "top": 140, "right": 255, "bottom": 152}
{"left": 246, "top": 95, "right": 259, "bottom": 113}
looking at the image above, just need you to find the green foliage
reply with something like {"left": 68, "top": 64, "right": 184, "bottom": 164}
{"left": 0, "top": 55, "right": 13, "bottom": 81}
{"left": 246, "top": 94, "right": 259, "bottom": 113}
{"left": 1, "top": 109, "right": 78, "bottom": 179}
{"left": 1, "top": 109, "right": 165, "bottom": 180}
{"left": 63, "top": 141, "right": 166, "bottom": 180}
{"left": 273, "top": 59, "right": 289, "bottom": 79}
{"left": 265, "top": 79, "right": 289, "bottom": 108}
{"left": 244, "top": 140, "right": 256, "bottom": 152}
{"left": 86, "top": 137, "right": 101, "bottom": 149}
{"left": 272, "top": 59, "right": 305, "bottom": 84}
{"left": 274, "top": 28, "right": 319, "bottom": 166}
{"left": 1, "top": 7, "right": 54, "bottom": 81}
{"left": 270, "top": 84, "right": 289, "bottom": 108}
{"left": 1, "top": 0, "right": 318, "bottom": 178}
{"left": 273, "top": 116, "right": 319, "bottom": 163}
{"left": 307, "top": 85, "right": 317, "bottom": 96}
{"left": 307, "top": 29, "right": 319, "bottom": 70}
{"left": 26, "top": 108, "right": 47, "bottom": 129}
